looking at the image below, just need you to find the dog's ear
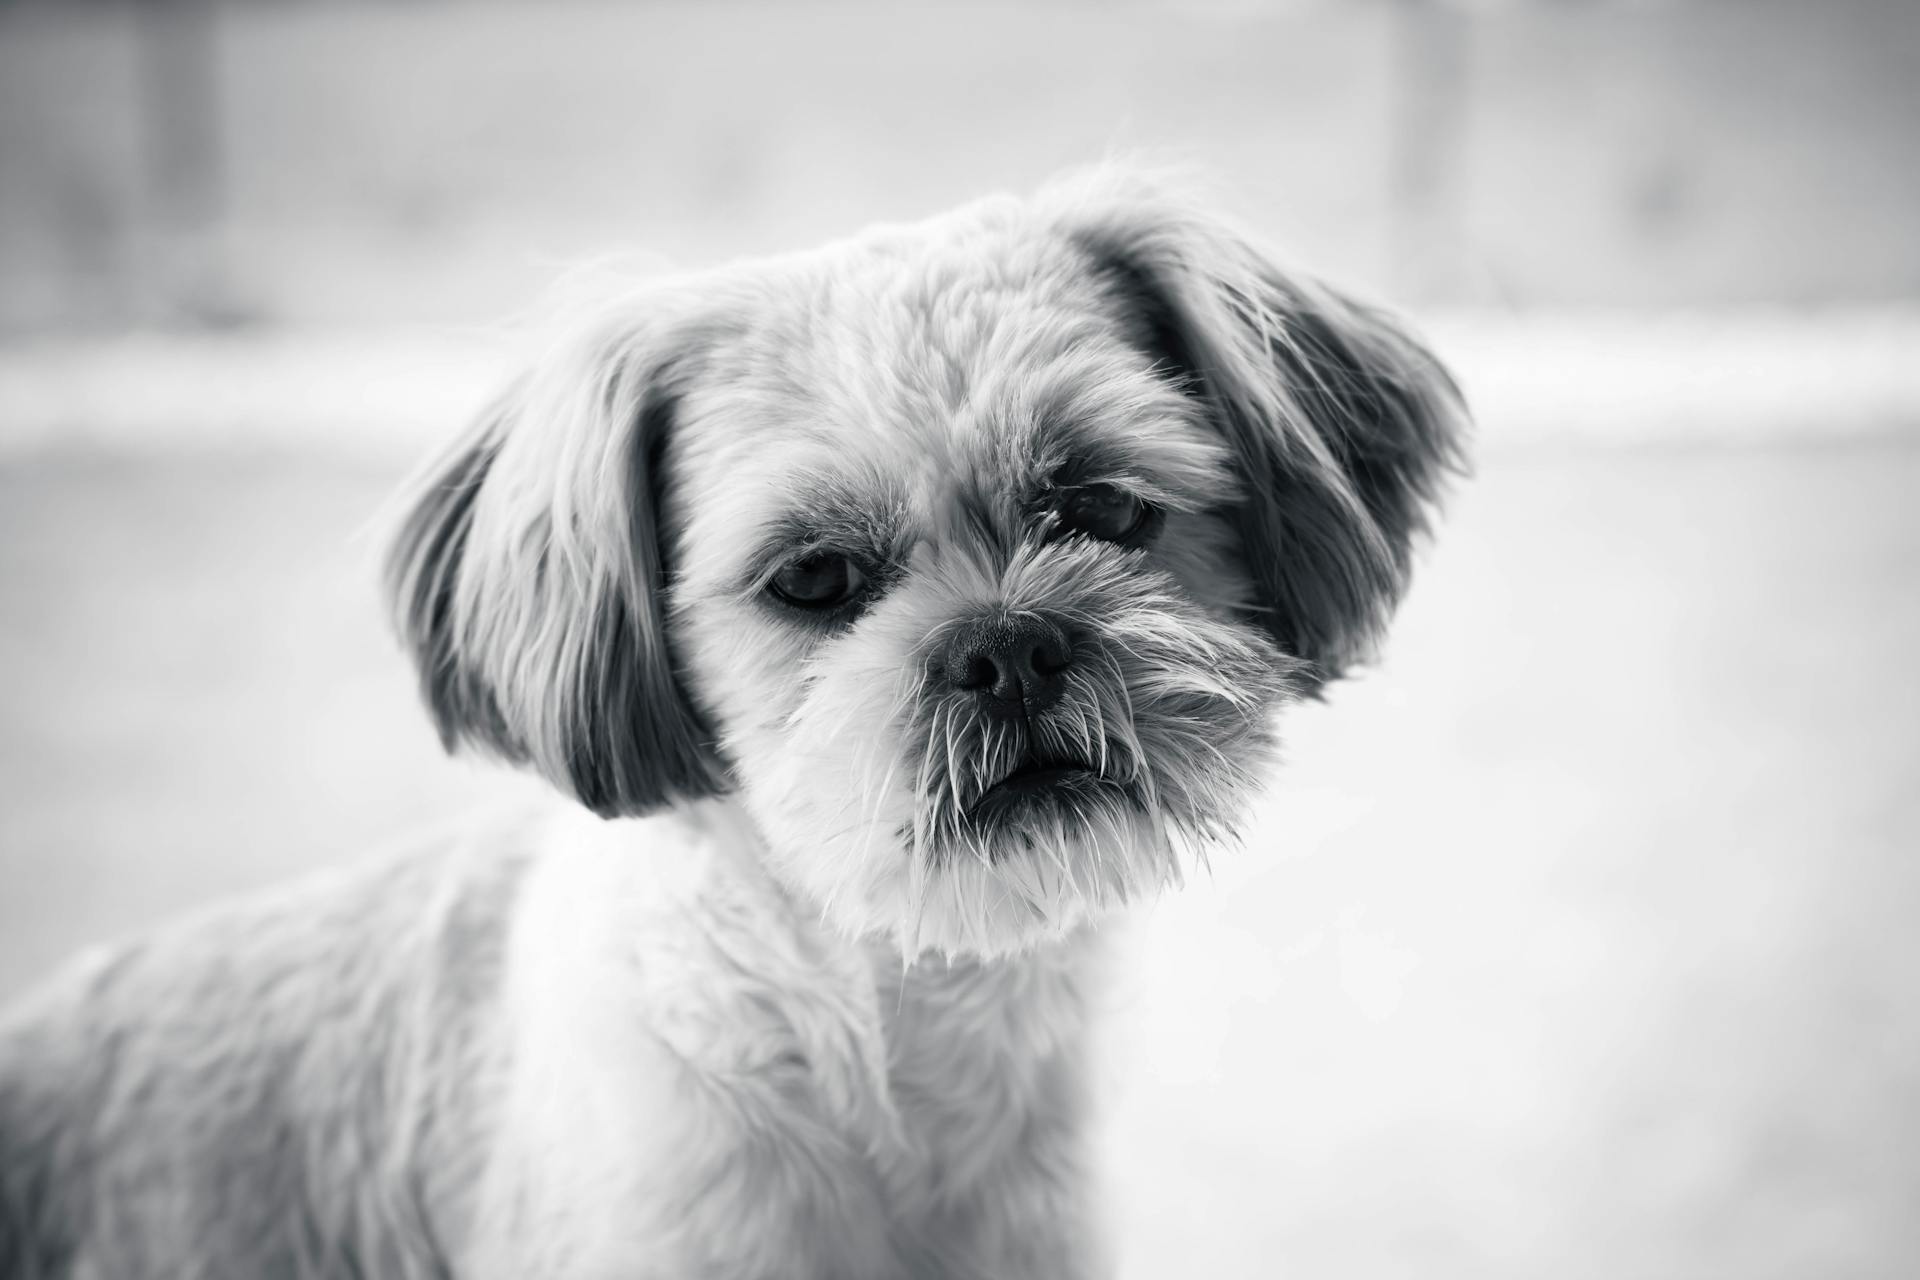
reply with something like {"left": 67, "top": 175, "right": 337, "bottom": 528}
{"left": 385, "top": 304, "right": 731, "bottom": 817}
{"left": 1054, "top": 178, "right": 1469, "bottom": 687}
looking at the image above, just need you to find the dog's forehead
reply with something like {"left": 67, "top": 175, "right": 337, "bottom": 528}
{"left": 775, "top": 225, "right": 1129, "bottom": 447}
{"left": 676, "top": 220, "right": 1212, "bottom": 558}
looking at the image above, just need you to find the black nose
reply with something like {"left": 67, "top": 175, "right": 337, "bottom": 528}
{"left": 942, "top": 614, "right": 1073, "bottom": 716}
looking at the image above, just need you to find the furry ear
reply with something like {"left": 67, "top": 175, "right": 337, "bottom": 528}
{"left": 384, "top": 303, "right": 731, "bottom": 817}
{"left": 1054, "top": 177, "right": 1469, "bottom": 686}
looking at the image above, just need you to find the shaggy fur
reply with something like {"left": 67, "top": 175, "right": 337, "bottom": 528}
{"left": 0, "top": 169, "right": 1466, "bottom": 1278}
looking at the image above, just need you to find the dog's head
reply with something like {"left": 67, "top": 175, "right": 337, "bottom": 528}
{"left": 387, "top": 172, "right": 1467, "bottom": 956}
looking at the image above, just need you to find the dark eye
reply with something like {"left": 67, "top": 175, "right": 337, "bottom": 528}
{"left": 768, "top": 552, "right": 866, "bottom": 610}
{"left": 1056, "top": 483, "right": 1149, "bottom": 543}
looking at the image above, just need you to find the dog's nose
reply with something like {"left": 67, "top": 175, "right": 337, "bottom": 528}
{"left": 942, "top": 615, "right": 1072, "bottom": 715}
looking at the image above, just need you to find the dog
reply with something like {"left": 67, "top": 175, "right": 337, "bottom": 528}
{"left": 0, "top": 169, "right": 1466, "bottom": 1279}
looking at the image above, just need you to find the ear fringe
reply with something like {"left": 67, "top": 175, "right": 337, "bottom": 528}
{"left": 383, "top": 299, "right": 732, "bottom": 816}
{"left": 385, "top": 395, "right": 518, "bottom": 759}
{"left": 1047, "top": 168, "right": 1470, "bottom": 682}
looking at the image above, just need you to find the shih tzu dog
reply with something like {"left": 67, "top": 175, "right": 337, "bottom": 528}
{"left": 0, "top": 170, "right": 1465, "bottom": 1279}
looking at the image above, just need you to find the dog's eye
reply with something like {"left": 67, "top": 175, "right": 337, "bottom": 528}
{"left": 1056, "top": 483, "right": 1148, "bottom": 543}
{"left": 768, "top": 553, "right": 866, "bottom": 610}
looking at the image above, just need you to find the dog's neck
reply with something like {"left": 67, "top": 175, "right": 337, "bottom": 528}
{"left": 527, "top": 794, "right": 1105, "bottom": 1099}
{"left": 506, "top": 793, "right": 1106, "bottom": 1225}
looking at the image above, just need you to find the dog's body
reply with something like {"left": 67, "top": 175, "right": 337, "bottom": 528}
{"left": 2, "top": 806, "right": 1103, "bottom": 1279}
{"left": 0, "top": 171, "right": 1465, "bottom": 1278}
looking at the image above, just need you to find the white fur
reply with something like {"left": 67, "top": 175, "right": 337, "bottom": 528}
{"left": 457, "top": 802, "right": 1105, "bottom": 1280}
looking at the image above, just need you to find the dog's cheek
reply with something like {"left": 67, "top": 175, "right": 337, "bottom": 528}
{"left": 682, "top": 597, "right": 926, "bottom": 926}
{"left": 1147, "top": 508, "right": 1260, "bottom": 625}
{"left": 672, "top": 599, "right": 810, "bottom": 775}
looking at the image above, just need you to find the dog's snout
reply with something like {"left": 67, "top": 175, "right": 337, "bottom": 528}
{"left": 943, "top": 615, "right": 1072, "bottom": 715}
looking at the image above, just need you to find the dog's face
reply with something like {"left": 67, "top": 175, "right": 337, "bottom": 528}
{"left": 389, "top": 173, "right": 1466, "bottom": 957}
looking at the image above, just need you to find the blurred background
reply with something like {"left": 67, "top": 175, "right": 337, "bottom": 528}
{"left": 2, "top": 0, "right": 1917, "bottom": 1276}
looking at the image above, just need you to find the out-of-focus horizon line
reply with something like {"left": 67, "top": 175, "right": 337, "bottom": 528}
{"left": 4, "top": 307, "right": 1917, "bottom": 463}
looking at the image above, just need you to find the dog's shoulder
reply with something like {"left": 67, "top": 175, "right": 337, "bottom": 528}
{"left": 0, "top": 817, "right": 539, "bottom": 1278}
{"left": 0, "top": 945, "right": 107, "bottom": 1279}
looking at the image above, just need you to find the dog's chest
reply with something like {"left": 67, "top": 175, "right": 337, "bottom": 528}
{"left": 475, "top": 808, "right": 1102, "bottom": 1279}
{"left": 868, "top": 945, "right": 1104, "bottom": 1275}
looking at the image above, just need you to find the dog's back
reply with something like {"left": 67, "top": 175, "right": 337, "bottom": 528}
{"left": 0, "top": 833, "right": 531, "bottom": 1280}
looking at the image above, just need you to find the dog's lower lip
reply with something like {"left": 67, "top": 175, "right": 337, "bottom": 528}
{"left": 967, "top": 760, "right": 1103, "bottom": 819}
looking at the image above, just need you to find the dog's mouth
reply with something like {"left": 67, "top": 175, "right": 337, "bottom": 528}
{"left": 966, "top": 750, "right": 1113, "bottom": 826}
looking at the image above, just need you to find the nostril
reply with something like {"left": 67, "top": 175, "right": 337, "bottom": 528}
{"left": 958, "top": 652, "right": 998, "bottom": 692}
{"left": 1029, "top": 636, "right": 1071, "bottom": 678}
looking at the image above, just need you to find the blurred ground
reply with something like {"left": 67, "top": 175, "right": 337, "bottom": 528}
{"left": 1111, "top": 435, "right": 1920, "bottom": 1280}
{"left": 3, "top": 402, "right": 1916, "bottom": 1277}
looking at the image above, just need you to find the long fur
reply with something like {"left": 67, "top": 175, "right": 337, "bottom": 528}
{"left": 0, "top": 169, "right": 1466, "bottom": 1278}
{"left": 1058, "top": 171, "right": 1470, "bottom": 684}
{"left": 385, "top": 297, "right": 743, "bottom": 816}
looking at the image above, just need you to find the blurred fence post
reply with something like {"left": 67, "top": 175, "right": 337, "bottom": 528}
{"left": 133, "top": 0, "right": 235, "bottom": 325}
{"left": 1388, "top": 0, "right": 1470, "bottom": 304}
